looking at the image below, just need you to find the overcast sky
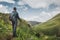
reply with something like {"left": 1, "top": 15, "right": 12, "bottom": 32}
{"left": 0, "top": 0, "right": 60, "bottom": 22}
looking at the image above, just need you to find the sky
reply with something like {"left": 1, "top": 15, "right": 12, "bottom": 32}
{"left": 0, "top": 0, "right": 60, "bottom": 22}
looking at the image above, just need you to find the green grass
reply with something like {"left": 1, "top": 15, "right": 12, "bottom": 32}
{"left": 0, "top": 13, "right": 38, "bottom": 40}
{"left": 0, "top": 13, "right": 60, "bottom": 40}
{"left": 33, "top": 13, "right": 60, "bottom": 39}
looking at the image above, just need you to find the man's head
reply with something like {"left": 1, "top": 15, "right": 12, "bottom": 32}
{"left": 13, "top": 7, "right": 17, "bottom": 11}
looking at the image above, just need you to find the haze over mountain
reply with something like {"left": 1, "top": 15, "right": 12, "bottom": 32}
{"left": 28, "top": 21, "right": 41, "bottom": 26}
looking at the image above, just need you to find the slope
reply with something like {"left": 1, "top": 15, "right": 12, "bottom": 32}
{"left": 0, "top": 13, "right": 34, "bottom": 40}
{"left": 33, "top": 13, "right": 60, "bottom": 36}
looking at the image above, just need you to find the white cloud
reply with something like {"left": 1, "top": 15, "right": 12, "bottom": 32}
{"left": 30, "top": 12, "right": 52, "bottom": 22}
{"left": 23, "top": 0, "right": 60, "bottom": 8}
{"left": 0, "top": 4, "right": 9, "bottom": 13}
{"left": 23, "top": 10, "right": 60, "bottom": 22}
{"left": 23, "top": 15, "right": 39, "bottom": 21}
{"left": 0, "top": 0, "right": 15, "bottom": 3}
{"left": 23, "top": 0, "right": 49, "bottom": 8}
{"left": 0, "top": 0, "right": 60, "bottom": 22}
{"left": 51, "top": 0, "right": 60, "bottom": 5}
{"left": 23, "top": 7, "right": 28, "bottom": 12}
{"left": 21, "top": 4, "right": 60, "bottom": 22}
{"left": 18, "top": 0, "right": 26, "bottom": 5}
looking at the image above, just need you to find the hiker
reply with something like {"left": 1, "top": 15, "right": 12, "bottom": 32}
{"left": 9, "top": 7, "right": 21, "bottom": 37}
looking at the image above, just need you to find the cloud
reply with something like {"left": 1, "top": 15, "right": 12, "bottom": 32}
{"left": 13, "top": 0, "right": 19, "bottom": 2}
{"left": 0, "top": 0, "right": 15, "bottom": 3}
{"left": 52, "top": 0, "right": 60, "bottom": 6}
{"left": 19, "top": 1, "right": 60, "bottom": 22}
{"left": 18, "top": 0, "right": 26, "bottom": 5}
{"left": 23, "top": 0, "right": 60, "bottom": 8}
{"left": 0, "top": 0, "right": 60, "bottom": 22}
{"left": 23, "top": 10, "right": 60, "bottom": 22}
{"left": 24, "top": 12, "right": 52, "bottom": 22}
{"left": 0, "top": 4, "right": 9, "bottom": 13}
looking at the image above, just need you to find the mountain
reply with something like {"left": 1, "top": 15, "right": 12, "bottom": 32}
{"left": 0, "top": 13, "right": 43, "bottom": 40}
{"left": 33, "top": 13, "right": 60, "bottom": 36}
{"left": 28, "top": 21, "right": 40, "bottom": 26}
{"left": 0, "top": 13, "right": 33, "bottom": 40}
{"left": 0, "top": 12, "right": 60, "bottom": 40}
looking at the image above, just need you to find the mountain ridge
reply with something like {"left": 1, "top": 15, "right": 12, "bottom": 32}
{"left": 33, "top": 13, "right": 60, "bottom": 36}
{"left": 0, "top": 13, "right": 60, "bottom": 40}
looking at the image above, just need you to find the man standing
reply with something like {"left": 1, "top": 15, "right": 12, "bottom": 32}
{"left": 9, "top": 7, "right": 21, "bottom": 37}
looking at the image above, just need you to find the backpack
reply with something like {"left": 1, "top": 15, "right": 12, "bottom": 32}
{"left": 9, "top": 15, "right": 13, "bottom": 21}
{"left": 9, "top": 11, "right": 18, "bottom": 21}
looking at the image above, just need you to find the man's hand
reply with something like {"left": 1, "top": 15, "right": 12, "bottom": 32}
{"left": 19, "top": 18, "right": 22, "bottom": 22}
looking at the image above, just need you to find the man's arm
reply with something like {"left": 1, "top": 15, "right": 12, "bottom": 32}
{"left": 17, "top": 13, "right": 21, "bottom": 21}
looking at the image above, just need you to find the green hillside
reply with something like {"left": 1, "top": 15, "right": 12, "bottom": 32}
{"left": 0, "top": 13, "right": 34, "bottom": 40}
{"left": 0, "top": 13, "right": 60, "bottom": 40}
{"left": 33, "top": 13, "right": 60, "bottom": 40}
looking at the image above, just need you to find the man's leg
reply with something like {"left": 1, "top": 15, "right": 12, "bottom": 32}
{"left": 12, "top": 21, "right": 14, "bottom": 37}
{"left": 12, "top": 21, "right": 17, "bottom": 37}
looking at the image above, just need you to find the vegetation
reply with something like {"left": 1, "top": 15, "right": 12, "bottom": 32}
{"left": 0, "top": 13, "right": 60, "bottom": 40}
{"left": 33, "top": 13, "right": 60, "bottom": 40}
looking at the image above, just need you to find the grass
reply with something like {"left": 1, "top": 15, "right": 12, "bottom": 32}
{"left": 0, "top": 13, "right": 60, "bottom": 40}
{"left": 33, "top": 13, "right": 60, "bottom": 39}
